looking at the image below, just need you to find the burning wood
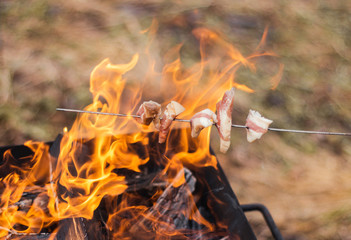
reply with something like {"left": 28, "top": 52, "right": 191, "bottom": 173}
{"left": 129, "top": 168, "right": 196, "bottom": 239}
{"left": 0, "top": 130, "right": 257, "bottom": 239}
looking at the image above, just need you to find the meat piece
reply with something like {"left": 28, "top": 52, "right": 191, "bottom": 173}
{"left": 136, "top": 100, "right": 162, "bottom": 129}
{"left": 190, "top": 109, "right": 217, "bottom": 138}
{"left": 159, "top": 101, "right": 185, "bottom": 143}
{"left": 216, "top": 88, "right": 235, "bottom": 153}
{"left": 245, "top": 110, "right": 273, "bottom": 142}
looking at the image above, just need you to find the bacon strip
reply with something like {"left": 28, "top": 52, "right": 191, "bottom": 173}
{"left": 136, "top": 100, "right": 162, "bottom": 129}
{"left": 190, "top": 109, "right": 217, "bottom": 138}
{"left": 245, "top": 110, "right": 273, "bottom": 142}
{"left": 159, "top": 101, "right": 185, "bottom": 143}
{"left": 216, "top": 88, "right": 235, "bottom": 153}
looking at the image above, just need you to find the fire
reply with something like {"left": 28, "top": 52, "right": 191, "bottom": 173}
{"left": 0, "top": 25, "right": 282, "bottom": 238}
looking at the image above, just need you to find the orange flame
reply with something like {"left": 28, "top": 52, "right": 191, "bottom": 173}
{"left": 0, "top": 25, "right": 282, "bottom": 238}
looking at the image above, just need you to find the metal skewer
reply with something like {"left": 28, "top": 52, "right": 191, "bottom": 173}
{"left": 56, "top": 108, "right": 351, "bottom": 136}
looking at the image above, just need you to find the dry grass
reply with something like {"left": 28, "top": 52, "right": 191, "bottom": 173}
{"left": 1, "top": 0, "right": 351, "bottom": 238}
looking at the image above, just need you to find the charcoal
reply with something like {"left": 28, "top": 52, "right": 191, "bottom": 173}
{"left": 49, "top": 134, "right": 63, "bottom": 159}
{"left": 0, "top": 187, "right": 46, "bottom": 215}
{"left": 56, "top": 218, "right": 106, "bottom": 240}
{"left": 5, "top": 232, "right": 51, "bottom": 239}
{"left": 129, "top": 168, "right": 199, "bottom": 239}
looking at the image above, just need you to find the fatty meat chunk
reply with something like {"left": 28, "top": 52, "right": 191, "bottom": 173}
{"left": 159, "top": 101, "right": 185, "bottom": 143}
{"left": 136, "top": 100, "right": 162, "bottom": 129}
{"left": 245, "top": 110, "right": 273, "bottom": 142}
{"left": 190, "top": 109, "right": 217, "bottom": 138}
{"left": 216, "top": 88, "right": 235, "bottom": 153}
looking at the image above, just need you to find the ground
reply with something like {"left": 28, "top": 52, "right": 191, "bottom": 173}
{"left": 1, "top": 0, "right": 351, "bottom": 239}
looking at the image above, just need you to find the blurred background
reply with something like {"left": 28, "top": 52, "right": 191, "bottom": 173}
{"left": 1, "top": 0, "right": 351, "bottom": 239}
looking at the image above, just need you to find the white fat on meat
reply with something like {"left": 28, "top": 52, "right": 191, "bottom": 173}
{"left": 190, "top": 109, "right": 217, "bottom": 138}
{"left": 245, "top": 110, "right": 273, "bottom": 142}
{"left": 216, "top": 88, "right": 235, "bottom": 153}
{"left": 136, "top": 100, "right": 162, "bottom": 129}
{"left": 159, "top": 101, "right": 185, "bottom": 143}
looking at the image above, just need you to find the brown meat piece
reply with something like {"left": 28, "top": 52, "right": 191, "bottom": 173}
{"left": 159, "top": 101, "right": 185, "bottom": 143}
{"left": 215, "top": 88, "right": 235, "bottom": 153}
{"left": 136, "top": 101, "right": 162, "bottom": 129}
{"left": 190, "top": 109, "right": 217, "bottom": 138}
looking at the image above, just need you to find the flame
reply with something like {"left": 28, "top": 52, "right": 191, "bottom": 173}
{"left": 0, "top": 25, "right": 282, "bottom": 238}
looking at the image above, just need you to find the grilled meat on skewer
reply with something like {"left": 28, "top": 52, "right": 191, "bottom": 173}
{"left": 190, "top": 109, "right": 217, "bottom": 138}
{"left": 136, "top": 100, "right": 162, "bottom": 129}
{"left": 216, "top": 88, "right": 235, "bottom": 153}
{"left": 245, "top": 110, "right": 272, "bottom": 142}
{"left": 159, "top": 101, "right": 185, "bottom": 143}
